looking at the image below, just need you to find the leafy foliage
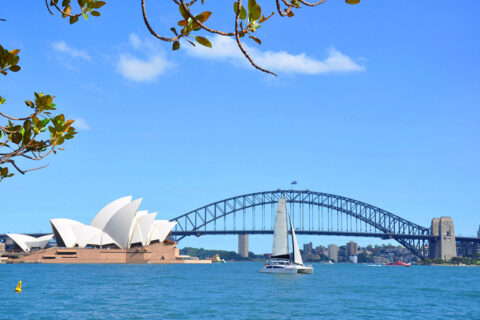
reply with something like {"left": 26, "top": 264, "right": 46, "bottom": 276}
{"left": 45, "top": 0, "right": 360, "bottom": 75}
{"left": 0, "top": 48, "right": 77, "bottom": 182}
{"left": 139, "top": 0, "right": 360, "bottom": 76}
{"left": 46, "top": 0, "right": 106, "bottom": 24}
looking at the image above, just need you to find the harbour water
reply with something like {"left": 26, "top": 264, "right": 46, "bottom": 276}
{"left": 1, "top": 263, "right": 479, "bottom": 319}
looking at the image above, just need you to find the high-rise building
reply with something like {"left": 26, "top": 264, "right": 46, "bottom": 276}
{"left": 238, "top": 234, "right": 249, "bottom": 258}
{"left": 315, "top": 245, "right": 326, "bottom": 256}
{"left": 303, "top": 242, "right": 313, "bottom": 255}
{"left": 477, "top": 225, "right": 480, "bottom": 238}
{"left": 327, "top": 244, "right": 338, "bottom": 262}
{"left": 346, "top": 241, "right": 358, "bottom": 256}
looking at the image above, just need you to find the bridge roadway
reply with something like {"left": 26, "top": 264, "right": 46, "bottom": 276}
{"left": 1, "top": 232, "right": 479, "bottom": 244}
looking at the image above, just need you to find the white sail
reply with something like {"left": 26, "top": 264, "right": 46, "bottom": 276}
{"left": 272, "top": 197, "right": 289, "bottom": 257}
{"left": 289, "top": 215, "right": 303, "bottom": 265}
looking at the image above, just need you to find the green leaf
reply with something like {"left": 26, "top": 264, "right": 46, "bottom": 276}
{"left": 179, "top": 4, "right": 189, "bottom": 19}
{"left": 195, "top": 11, "right": 211, "bottom": 23}
{"left": 82, "top": 12, "right": 89, "bottom": 20}
{"left": 248, "top": 0, "right": 256, "bottom": 13}
{"left": 11, "top": 133, "right": 22, "bottom": 144}
{"left": 240, "top": 6, "right": 247, "bottom": 20}
{"left": 172, "top": 41, "right": 180, "bottom": 51}
{"left": 250, "top": 3, "right": 261, "bottom": 21}
{"left": 69, "top": 15, "right": 79, "bottom": 24}
{"left": 9, "top": 65, "right": 21, "bottom": 72}
{"left": 195, "top": 36, "right": 212, "bottom": 48}
{"left": 92, "top": 1, "right": 106, "bottom": 8}
{"left": 91, "top": 10, "right": 100, "bottom": 17}
{"left": 233, "top": 2, "right": 247, "bottom": 20}
{"left": 345, "top": 0, "right": 360, "bottom": 4}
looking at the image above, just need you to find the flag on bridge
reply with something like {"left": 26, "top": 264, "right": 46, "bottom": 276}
{"left": 291, "top": 181, "right": 298, "bottom": 185}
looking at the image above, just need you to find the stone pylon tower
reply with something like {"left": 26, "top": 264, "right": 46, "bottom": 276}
{"left": 428, "top": 216, "right": 456, "bottom": 260}
{"left": 238, "top": 234, "right": 249, "bottom": 258}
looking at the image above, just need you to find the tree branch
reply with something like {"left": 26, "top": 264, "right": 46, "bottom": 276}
{"left": 235, "top": 0, "right": 277, "bottom": 76}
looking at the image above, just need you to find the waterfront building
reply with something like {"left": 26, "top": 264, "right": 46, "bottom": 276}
{"left": 47, "top": 196, "right": 177, "bottom": 250}
{"left": 0, "top": 242, "right": 5, "bottom": 253}
{"left": 328, "top": 244, "right": 338, "bottom": 262}
{"left": 477, "top": 225, "right": 480, "bottom": 238}
{"left": 303, "top": 242, "right": 313, "bottom": 255}
{"left": 346, "top": 241, "right": 358, "bottom": 256}
{"left": 315, "top": 245, "right": 326, "bottom": 256}
{"left": 4, "top": 196, "right": 211, "bottom": 264}
{"left": 5, "top": 234, "right": 53, "bottom": 253}
{"left": 349, "top": 255, "right": 358, "bottom": 263}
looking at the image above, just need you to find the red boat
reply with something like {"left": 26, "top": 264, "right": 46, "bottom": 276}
{"left": 385, "top": 261, "right": 411, "bottom": 267}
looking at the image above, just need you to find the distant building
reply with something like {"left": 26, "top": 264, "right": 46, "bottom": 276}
{"left": 328, "top": 244, "right": 339, "bottom": 262}
{"left": 0, "top": 242, "right": 5, "bottom": 253}
{"left": 477, "top": 225, "right": 480, "bottom": 238}
{"left": 346, "top": 241, "right": 358, "bottom": 256}
{"left": 315, "top": 245, "right": 326, "bottom": 256}
{"left": 303, "top": 242, "right": 313, "bottom": 255}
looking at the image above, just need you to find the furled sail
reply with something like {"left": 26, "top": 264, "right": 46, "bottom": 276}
{"left": 272, "top": 197, "right": 289, "bottom": 258}
{"left": 289, "top": 215, "right": 303, "bottom": 265}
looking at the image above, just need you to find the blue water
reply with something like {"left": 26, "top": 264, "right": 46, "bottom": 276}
{"left": 1, "top": 263, "right": 479, "bottom": 319}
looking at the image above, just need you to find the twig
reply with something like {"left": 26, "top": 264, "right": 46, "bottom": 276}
{"left": 234, "top": 0, "right": 277, "bottom": 76}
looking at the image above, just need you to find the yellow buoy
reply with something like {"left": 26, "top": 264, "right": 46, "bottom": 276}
{"left": 15, "top": 281, "right": 22, "bottom": 293}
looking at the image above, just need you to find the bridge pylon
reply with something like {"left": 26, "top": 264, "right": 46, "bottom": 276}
{"left": 238, "top": 234, "right": 249, "bottom": 258}
{"left": 428, "top": 217, "right": 456, "bottom": 260}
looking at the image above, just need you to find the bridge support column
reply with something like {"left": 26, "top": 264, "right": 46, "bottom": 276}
{"left": 428, "top": 217, "right": 456, "bottom": 260}
{"left": 238, "top": 234, "right": 249, "bottom": 258}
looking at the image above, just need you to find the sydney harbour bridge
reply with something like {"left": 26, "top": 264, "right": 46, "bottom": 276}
{"left": 1, "top": 190, "right": 479, "bottom": 260}
{"left": 168, "top": 190, "right": 480, "bottom": 260}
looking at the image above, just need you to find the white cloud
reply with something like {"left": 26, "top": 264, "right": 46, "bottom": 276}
{"left": 129, "top": 33, "right": 142, "bottom": 50}
{"left": 185, "top": 35, "right": 365, "bottom": 75}
{"left": 73, "top": 118, "right": 90, "bottom": 131}
{"left": 116, "top": 33, "right": 171, "bottom": 82}
{"left": 52, "top": 41, "right": 91, "bottom": 61}
{"left": 117, "top": 54, "right": 169, "bottom": 82}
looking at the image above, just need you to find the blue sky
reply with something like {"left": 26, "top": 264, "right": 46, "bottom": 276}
{"left": 1, "top": 1, "right": 479, "bottom": 253}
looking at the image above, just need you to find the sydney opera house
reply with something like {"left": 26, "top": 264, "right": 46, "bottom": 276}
{"left": 6, "top": 196, "right": 210, "bottom": 264}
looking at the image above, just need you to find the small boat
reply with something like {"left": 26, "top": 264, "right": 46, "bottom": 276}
{"left": 260, "top": 197, "right": 313, "bottom": 274}
{"left": 210, "top": 254, "right": 226, "bottom": 263}
{"left": 385, "top": 261, "right": 411, "bottom": 267}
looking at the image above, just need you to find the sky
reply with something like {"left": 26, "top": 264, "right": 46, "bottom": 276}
{"left": 1, "top": 1, "right": 479, "bottom": 254}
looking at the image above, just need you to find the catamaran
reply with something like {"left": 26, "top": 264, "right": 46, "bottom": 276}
{"left": 260, "top": 197, "right": 313, "bottom": 274}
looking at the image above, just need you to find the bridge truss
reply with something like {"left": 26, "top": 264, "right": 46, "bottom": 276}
{"left": 170, "top": 190, "right": 431, "bottom": 259}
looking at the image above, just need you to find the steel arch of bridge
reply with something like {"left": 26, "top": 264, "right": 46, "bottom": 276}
{"left": 170, "top": 190, "right": 431, "bottom": 259}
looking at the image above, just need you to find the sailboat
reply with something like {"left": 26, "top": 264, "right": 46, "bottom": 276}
{"left": 260, "top": 197, "right": 314, "bottom": 274}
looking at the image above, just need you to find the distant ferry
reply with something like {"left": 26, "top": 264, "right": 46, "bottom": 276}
{"left": 385, "top": 261, "right": 411, "bottom": 267}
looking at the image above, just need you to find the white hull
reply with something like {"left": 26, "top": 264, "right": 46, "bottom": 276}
{"left": 296, "top": 265, "right": 314, "bottom": 274}
{"left": 259, "top": 261, "right": 314, "bottom": 274}
{"left": 259, "top": 264, "right": 298, "bottom": 274}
